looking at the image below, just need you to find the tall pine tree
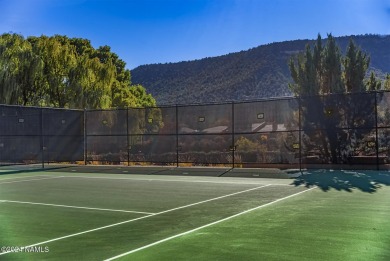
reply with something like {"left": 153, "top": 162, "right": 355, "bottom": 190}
{"left": 343, "top": 39, "right": 370, "bottom": 92}
{"left": 289, "top": 34, "right": 373, "bottom": 164}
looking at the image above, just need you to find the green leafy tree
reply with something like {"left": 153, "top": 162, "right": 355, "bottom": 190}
{"left": 31, "top": 35, "right": 78, "bottom": 108}
{"left": 69, "top": 55, "right": 115, "bottom": 109}
{"left": 0, "top": 33, "right": 156, "bottom": 110}
{"left": 0, "top": 34, "right": 44, "bottom": 105}
{"left": 0, "top": 33, "right": 24, "bottom": 104}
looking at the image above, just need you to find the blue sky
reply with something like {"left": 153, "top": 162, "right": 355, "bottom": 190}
{"left": 1, "top": 0, "right": 389, "bottom": 69}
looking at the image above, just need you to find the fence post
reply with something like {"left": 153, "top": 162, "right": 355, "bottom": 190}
{"left": 231, "top": 102, "right": 235, "bottom": 168}
{"left": 374, "top": 92, "right": 380, "bottom": 170}
{"left": 83, "top": 108, "right": 87, "bottom": 166}
{"left": 176, "top": 105, "right": 179, "bottom": 167}
{"left": 298, "top": 96, "right": 302, "bottom": 172}
{"left": 126, "top": 107, "right": 130, "bottom": 166}
{"left": 40, "top": 108, "right": 45, "bottom": 169}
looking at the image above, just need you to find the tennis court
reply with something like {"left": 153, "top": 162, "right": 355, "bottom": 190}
{"left": 1, "top": 166, "right": 390, "bottom": 260}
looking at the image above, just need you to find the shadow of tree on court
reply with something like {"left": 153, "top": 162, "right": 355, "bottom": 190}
{"left": 292, "top": 169, "right": 390, "bottom": 193}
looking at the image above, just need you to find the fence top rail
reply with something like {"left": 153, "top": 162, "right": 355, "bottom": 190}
{"left": 85, "top": 96, "right": 300, "bottom": 112}
{"left": 296, "top": 90, "right": 388, "bottom": 99}
{"left": 2, "top": 90, "right": 390, "bottom": 112}
{"left": 83, "top": 90, "right": 390, "bottom": 111}
{"left": 0, "top": 104, "right": 83, "bottom": 112}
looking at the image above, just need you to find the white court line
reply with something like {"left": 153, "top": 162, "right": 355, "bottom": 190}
{"left": 0, "top": 175, "right": 50, "bottom": 181}
{"left": 105, "top": 186, "right": 317, "bottom": 261}
{"left": 59, "top": 175, "right": 286, "bottom": 186}
{"left": 0, "top": 176, "right": 64, "bottom": 185}
{"left": 0, "top": 200, "right": 155, "bottom": 215}
{"left": 0, "top": 184, "right": 270, "bottom": 256}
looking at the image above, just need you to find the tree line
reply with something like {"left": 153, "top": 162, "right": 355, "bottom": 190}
{"left": 289, "top": 34, "right": 390, "bottom": 164}
{"left": 288, "top": 34, "right": 390, "bottom": 95}
{"left": 0, "top": 33, "right": 156, "bottom": 109}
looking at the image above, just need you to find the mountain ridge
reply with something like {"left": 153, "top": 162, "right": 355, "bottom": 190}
{"left": 132, "top": 35, "right": 390, "bottom": 105}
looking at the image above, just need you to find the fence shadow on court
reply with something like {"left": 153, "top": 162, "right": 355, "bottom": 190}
{"left": 292, "top": 170, "right": 390, "bottom": 193}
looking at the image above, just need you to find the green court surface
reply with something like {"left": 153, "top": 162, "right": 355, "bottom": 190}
{"left": 0, "top": 167, "right": 389, "bottom": 261}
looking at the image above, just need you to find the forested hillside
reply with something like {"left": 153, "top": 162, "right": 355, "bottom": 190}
{"left": 132, "top": 34, "right": 390, "bottom": 105}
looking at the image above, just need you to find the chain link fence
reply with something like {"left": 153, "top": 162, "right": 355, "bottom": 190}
{"left": 1, "top": 91, "right": 390, "bottom": 170}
